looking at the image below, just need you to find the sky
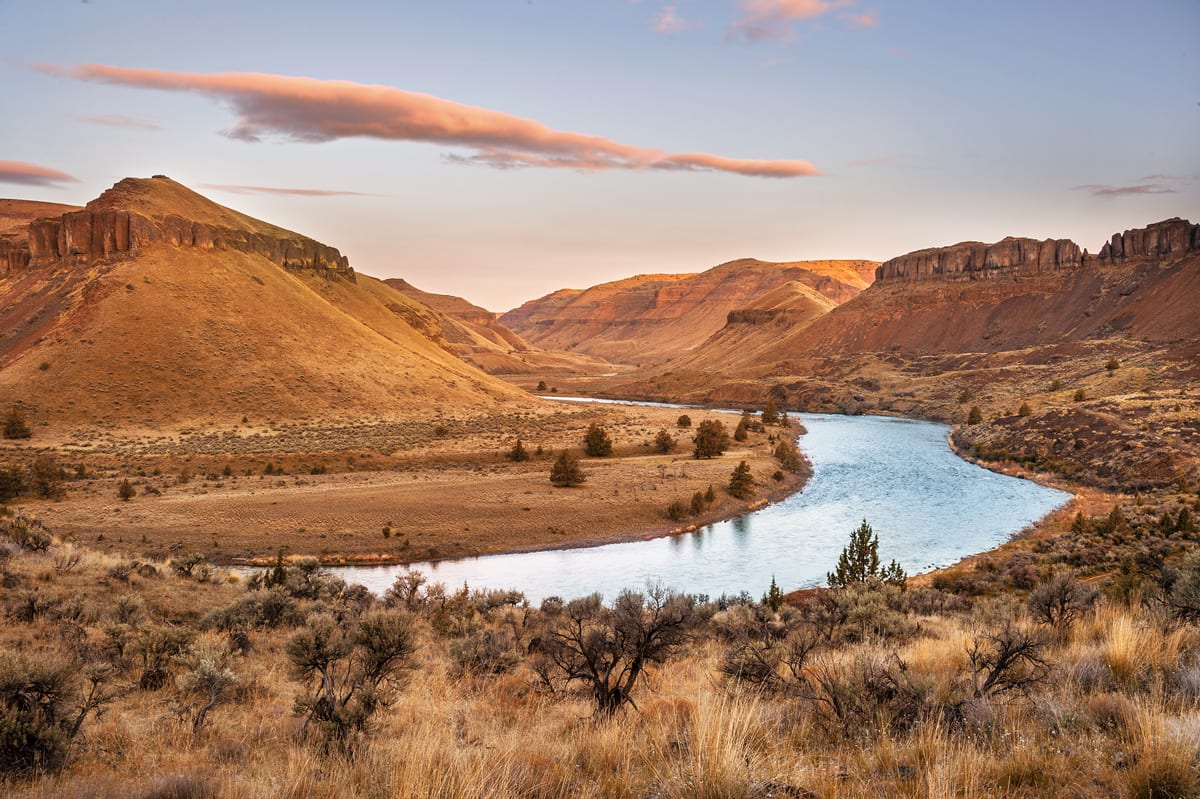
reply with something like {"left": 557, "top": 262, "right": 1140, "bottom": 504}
{"left": 1, "top": 0, "right": 1197, "bottom": 312}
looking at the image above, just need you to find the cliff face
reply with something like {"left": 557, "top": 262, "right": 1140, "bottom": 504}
{"left": 877, "top": 237, "right": 1082, "bottom": 283}
{"left": 4, "top": 177, "right": 354, "bottom": 282}
{"left": 1098, "top": 217, "right": 1200, "bottom": 261}
{"left": 26, "top": 207, "right": 354, "bottom": 281}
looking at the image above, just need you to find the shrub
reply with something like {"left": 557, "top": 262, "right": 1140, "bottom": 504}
{"left": 118, "top": 479, "right": 136, "bottom": 502}
{"left": 449, "top": 628, "right": 522, "bottom": 675}
{"left": 733, "top": 417, "right": 749, "bottom": 442}
{"left": 0, "top": 464, "right": 27, "bottom": 503}
{"left": 666, "top": 500, "right": 688, "bottom": 521}
{"left": 967, "top": 406, "right": 983, "bottom": 425}
{"left": 583, "top": 422, "right": 613, "bottom": 457}
{"left": 4, "top": 515, "right": 51, "bottom": 552}
{"left": 690, "top": 491, "right": 705, "bottom": 515}
{"left": 0, "top": 653, "right": 73, "bottom": 775}
{"left": 287, "top": 609, "right": 417, "bottom": 749}
{"left": 1073, "top": 388, "right": 1087, "bottom": 402}
{"left": 176, "top": 635, "right": 239, "bottom": 734}
{"left": 2, "top": 408, "right": 31, "bottom": 440}
{"left": 1018, "top": 402, "right": 1032, "bottom": 417}
{"left": 1027, "top": 571, "right": 1097, "bottom": 630}
{"left": 692, "top": 419, "right": 729, "bottom": 459}
{"left": 676, "top": 414, "right": 692, "bottom": 428}
{"left": 506, "top": 437, "right": 531, "bottom": 462}
{"left": 549, "top": 450, "right": 586, "bottom": 487}
{"left": 1106, "top": 357, "right": 1120, "bottom": 372}
{"left": 654, "top": 429, "right": 675, "bottom": 454}
{"left": 29, "top": 455, "right": 65, "bottom": 500}
{"left": 532, "top": 588, "right": 697, "bottom": 714}
{"left": 727, "top": 461, "right": 754, "bottom": 499}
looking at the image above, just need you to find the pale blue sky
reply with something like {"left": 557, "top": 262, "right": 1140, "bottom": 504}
{"left": 1, "top": 0, "right": 1197, "bottom": 310}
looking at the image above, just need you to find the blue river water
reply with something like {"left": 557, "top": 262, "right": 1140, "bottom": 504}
{"left": 331, "top": 410, "right": 1071, "bottom": 604}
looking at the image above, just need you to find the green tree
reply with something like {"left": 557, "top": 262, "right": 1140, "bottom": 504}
{"left": 654, "top": 429, "right": 676, "bottom": 454}
{"left": 3, "top": 407, "right": 31, "bottom": 440}
{"left": 583, "top": 423, "right": 613, "bottom": 457}
{"left": 773, "top": 440, "right": 804, "bottom": 473}
{"left": 549, "top": 450, "right": 586, "bottom": 487}
{"left": 761, "top": 399, "right": 779, "bottom": 426}
{"left": 966, "top": 406, "right": 983, "bottom": 425}
{"left": 727, "top": 461, "right": 754, "bottom": 499}
{"left": 506, "top": 437, "right": 531, "bottom": 462}
{"left": 692, "top": 419, "right": 729, "bottom": 459}
{"left": 827, "top": 519, "right": 906, "bottom": 589}
{"left": 762, "top": 576, "right": 784, "bottom": 611}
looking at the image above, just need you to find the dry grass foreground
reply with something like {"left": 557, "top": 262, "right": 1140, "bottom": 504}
{"left": 0, "top": 496, "right": 1198, "bottom": 799}
{"left": 10, "top": 405, "right": 806, "bottom": 565}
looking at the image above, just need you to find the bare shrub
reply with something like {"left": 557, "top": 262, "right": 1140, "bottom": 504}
{"left": 286, "top": 609, "right": 417, "bottom": 750}
{"left": 533, "top": 587, "right": 697, "bottom": 714}
{"left": 967, "top": 623, "right": 1050, "bottom": 698}
{"left": 1028, "top": 570, "right": 1098, "bottom": 630}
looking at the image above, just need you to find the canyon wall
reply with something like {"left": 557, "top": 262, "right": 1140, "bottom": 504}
{"left": 876, "top": 237, "right": 1082, "bottom": 283}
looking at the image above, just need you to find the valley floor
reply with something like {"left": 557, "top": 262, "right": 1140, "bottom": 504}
{"left": 6, "top": 405, "right": 805, "bottom": 566}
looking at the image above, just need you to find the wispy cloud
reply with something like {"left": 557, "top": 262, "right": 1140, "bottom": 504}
{"left": 0, "top": 160, "right": 79, "bottom": 187}
{"left": 1072, "top": 182, "right": 1177, "bottom": 198}
{"left": 840, "top": 9, "right": 878, "bottom": 27}
{"left": 38, "top": 64, "right": 821, "bottom": 179}
{"left": 196, "top": 183, "right": 375, "bottom": 197}
{"left": 650, "top": 5, "right": 696, "bottom": 33}
{"left": 729, "top": 0, "right": 864, "bottom": 42}
{"left": 76, "top": 113, "right": 162, "bottom": 130}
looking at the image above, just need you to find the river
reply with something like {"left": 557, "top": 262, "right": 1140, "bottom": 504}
{"left": 331, "top": 410, "right": 1071, "bottom": 603}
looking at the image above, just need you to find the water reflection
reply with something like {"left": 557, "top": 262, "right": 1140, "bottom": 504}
{"left": 332, "top": 413, "right": 1071, "bottom": 603}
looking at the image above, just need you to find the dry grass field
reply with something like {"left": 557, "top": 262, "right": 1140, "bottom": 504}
{"left": 6, "top": 405, "right": 805, "bottom": 565}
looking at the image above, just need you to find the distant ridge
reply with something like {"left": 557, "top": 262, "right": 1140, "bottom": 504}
{"left": 499, "top": 258, "right": 877, "bottom": 365}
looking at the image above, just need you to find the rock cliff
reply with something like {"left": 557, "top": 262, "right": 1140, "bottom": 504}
{"left": 16, "top": 176, "right": 354, "bottom": 281}
{"left": 877, "top": 237, "right": 1082, "bottom": 283}
{"left": 1098, "top": 217, "right": 1200, "bottom": 261}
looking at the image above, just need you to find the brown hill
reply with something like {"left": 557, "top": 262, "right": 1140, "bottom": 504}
{"left": 499, "top": 259, "right": 876, "bottom": 365}
{"left": 0, "top": 176, "right": 534, "bottom": 428}
{"left": 600, "top": 218, "right": 1199, "bottom": 417}
{"left": 384, "top": 278, "right": 617, "bottom": 377}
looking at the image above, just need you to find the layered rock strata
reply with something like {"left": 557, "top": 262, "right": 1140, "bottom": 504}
{"left": 25, "top": 208, "right": 354, "bottom": 281}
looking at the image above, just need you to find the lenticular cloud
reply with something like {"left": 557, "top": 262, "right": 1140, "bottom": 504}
{"left": 43, "top": 64, "right": 820, "bottom": 179}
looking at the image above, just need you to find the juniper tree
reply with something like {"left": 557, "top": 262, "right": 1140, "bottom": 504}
{"left": 728, "top": 461, "right": 754, "bottom": 499}
{"left": 583, "top": 423, "right": 613, "bottom": 457}
{"left": 692, "top": 419, "right": 729, "bottom": 459}
{"left": 549, "top": 450, "right": 586, "bottom": 487}
{"left": 827, "top": 519, "right": 906, "bottom": 589}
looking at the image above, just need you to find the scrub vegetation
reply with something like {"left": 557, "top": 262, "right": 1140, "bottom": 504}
{"left": 1, "top": 493, "right": 1197, "bottom": 798}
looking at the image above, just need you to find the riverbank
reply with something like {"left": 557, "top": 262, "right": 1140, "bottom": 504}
{"left": 17, "top": 404, "right": 808, "bottom": 566}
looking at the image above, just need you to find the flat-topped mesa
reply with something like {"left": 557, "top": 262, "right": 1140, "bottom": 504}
{"left": 876, "top": 237, "right": 1082, "bottom": 283}
{"left": 24, "top": 176, "right": 354, "bottom": 281}
{"left": 1098, "top": 217, "right": 1200, "bottom": 261}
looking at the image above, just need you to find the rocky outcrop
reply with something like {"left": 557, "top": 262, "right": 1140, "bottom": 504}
{"left": 0, "top": 235, "right": 31, "bottom": 276}
{"left": 1098, "top": 218, "right": 1200, "bottom": 261}
{"left": 877, "top": 237, "right": 1082, "bottom": 283}
{"left": 26, "top": 208, "right": 354, "bottom": 281}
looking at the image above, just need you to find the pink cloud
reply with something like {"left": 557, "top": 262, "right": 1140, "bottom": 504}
{"left": 651, "top": 5, "right": 695, "bottom": 33}
{"left": 0, "top": 160, "right": 79, "bottom": 187}
{"left": 77, "top": 113, "right": 162, "bottom": 130}
{"left": 196, "top": 183, "right": 375, "bottom": 197}
{"left": 840, "top": 9, "right": 878, "bottom": 27}
{"left": 729, "top": 0, "right": 854, "bottom": 41}
{"left": 39, "top": 63, "right": 821, "bottom": 179}
{"left": 1072, "top": 183, "right": 1177, "bottom": 198}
